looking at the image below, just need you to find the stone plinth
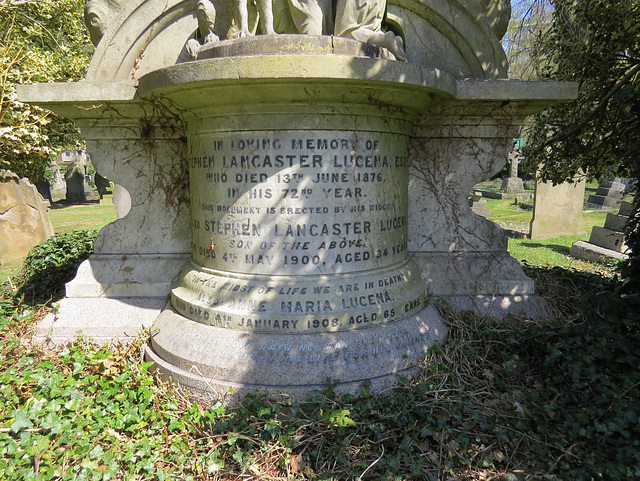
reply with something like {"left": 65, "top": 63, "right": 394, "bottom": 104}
{"left": 137, "top": 42, "right": 451, "bottom": 396}
{"left": 587, "top": 180, "right": 627, "bottom": 208}
{"left": 571, "top": 199, "right": 633, "bottom": 265}
{"left": 501, "top": 176, "right": 525, "bottom": 193}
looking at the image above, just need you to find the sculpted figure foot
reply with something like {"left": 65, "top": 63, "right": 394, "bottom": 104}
{"left": 368, "top": 31, "right": 407, "bottom": 62}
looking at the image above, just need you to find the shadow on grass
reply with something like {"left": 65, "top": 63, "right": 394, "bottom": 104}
{"left": 517, "top": 241, "right": 571, "bottom": 256}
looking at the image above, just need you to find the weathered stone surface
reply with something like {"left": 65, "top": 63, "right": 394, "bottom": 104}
{"left": 65, "top": 162, "right": 87, "bottom": 203}
{"left": 530, "top": 176, "right": 586, "bottom": 240}
{"left": 570, "top": 240, "right": 628, "bottom": 265}
{"left": 17, "top": 1, "right": 578, "bottom": 400}
{"left": 589, "top": 226, "right": 629, "bottom": 253}
{"left": 604, "top": 213, "right": 629, "bottom": 233}
{"left": 501, "top": 176, "right": 525, "bottom": 193}
{"left": 36, "top": 297, "right": 168, "bottom": 344}
{"left": 147, "top": 304, "right": 446, "bottom": 400}
{"left": 619, "top": 201, "right": 634, "bottom": 217}
{"left": 0, "top": 172, "right": 54, "bottom": 266}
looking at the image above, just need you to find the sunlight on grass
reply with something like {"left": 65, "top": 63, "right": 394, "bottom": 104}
{"left": 48, "top": 203, "right": 117, "bottom": 234}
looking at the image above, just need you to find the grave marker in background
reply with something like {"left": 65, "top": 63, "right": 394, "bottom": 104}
{"left": 530, "top": 175, "right": 586, "bottom": 240}
{"left": 0, "top": 171, "right": 54, "bottom": 266}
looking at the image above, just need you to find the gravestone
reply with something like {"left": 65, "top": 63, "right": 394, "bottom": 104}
{"left": 0, "top": 171, "right": 54, "bottom": 266}
{"left": 530, "top": 175, "right": 587, "bottom": 240}
{"left": 470, "top": 192, "right": 491, "bottom": 218}
{"left": 20, "top": 0, "right": 576, "bottom": 398}
{"left": 587, "top": 179, "right": 627, "bottom": 208}
{"left": 500, "top": 149, "right": 525, "bottom": 193}
{"left": 571, "top": 200, "right": 633, "bottom": 264}
{"left": 65, "top": 162, "right": 87, "bottom": 203}
{"left": 49, "top": 161, "right": 66, "bottom": 201}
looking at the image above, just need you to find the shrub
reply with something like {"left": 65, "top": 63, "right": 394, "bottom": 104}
{"left": 12, "top": 230, "right": 97, "bottom": 305}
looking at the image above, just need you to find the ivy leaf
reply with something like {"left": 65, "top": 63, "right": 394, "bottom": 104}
{"left": 10, "top": 409, "right": 33, "bottom": 433}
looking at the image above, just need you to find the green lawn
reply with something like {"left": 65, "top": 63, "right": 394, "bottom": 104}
{"left": 48, "top": 202, "right": 117, "bottom": 234}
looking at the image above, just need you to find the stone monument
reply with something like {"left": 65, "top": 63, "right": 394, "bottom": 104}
{"left": 501, "top": 149, "right": 525, "bottom": 193}
{"left": 65, "top": 161, "right": 87, "bottom": 203}
{"left": 530, "top": 174, "right": 587, "bottom": 240}
{"left": 0, "top": 171, "right": 54, "bottom": 266}
{"left": 587, "top": 178, "right": 628, "bottom": 209}
{"left": 571, "top": 200, "right": 634, "bottom": 264}
{"left": 20, "top": 0, "right": 575, "bottom": 398}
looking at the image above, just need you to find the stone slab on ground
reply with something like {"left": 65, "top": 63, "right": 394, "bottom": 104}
{"left": 570, "top": 240, "right": 628, "bottom": 265}
{"left": 442, "top": 294, "right": 551, "bottom": 320}
{"left": 35, "top": 297, "right": 169, "bottom": 344}
{"left": 587, "top": 194, "right": 623, "bottom": 208}
{"left": 476, "top": 189, "right": 531, "bottom": 200}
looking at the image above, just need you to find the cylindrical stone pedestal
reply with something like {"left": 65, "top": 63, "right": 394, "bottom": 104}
{"left": 140, "top": 38, "right": 452, "bottom": 398}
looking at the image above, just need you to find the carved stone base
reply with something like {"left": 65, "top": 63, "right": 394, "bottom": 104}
{"left": 35, "top": 297, "right": 168, "bottom": 344}
{"left": 65, "top": 254, "right": 189, "bottom": 298}
{"left": 146, "top": 304, "right": 447, "bottom": 402}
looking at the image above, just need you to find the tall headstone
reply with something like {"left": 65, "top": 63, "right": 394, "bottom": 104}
{"left": 65, "top": 162, "right": 87, "bottom": 203}
{"left": 530, "top": 175, "right": 587, "bottom": 240}
{"left": 20, "top": 0, "right": 576, "bottom": 398}
{"left": 500, "top": 149, "right": 525, "bottom": 193}
{"left": 0, "top": 171, "right": 54, "bottom": 266}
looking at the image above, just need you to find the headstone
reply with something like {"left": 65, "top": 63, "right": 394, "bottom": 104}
{"left": 571, "top": 199, "right": 633, "bottom": 263}
{"left": 530, "top": 175, "right": 586, "bottom": 240}
{"left": 19, "top": 0, "right": 576, "bottom": 400}
{"left": 500, "top": 149, "right": 525, "bottom": 193}
{"left": 469, "top": 192, "right": 491, "bottom": 217}
{"left": 587, "top": 179, "right": 628, "bottom": 208}
{"left": 49, "top": 161, "right": 66, "bottom": 201}
{"left": 65, "top": 162, "right": 87, "bottom": 203}
{"left": 35, "top": 180, "right": 52, "bottom": 203}
{"left": 0, "top": 171, "right": 54, "bottom": 266}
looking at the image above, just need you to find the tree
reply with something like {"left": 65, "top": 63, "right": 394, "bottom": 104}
{"left": 521, "top": 0, "right": 640, "bottom": 287}
{"left": 503, "top": 0, "right": 554, "bottom": 80}
{"left": 0, "top": 0, "right": 93, "bottom": 183}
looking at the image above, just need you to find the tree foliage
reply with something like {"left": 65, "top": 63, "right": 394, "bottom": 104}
{"left": 521, "top": 0, "right": 640, "bottom": 286}
{"left": 0, "top": 0, "right": 93, "bottom": 183}
{"left": 504, "top": 0, "right": 554, "bottom": 79}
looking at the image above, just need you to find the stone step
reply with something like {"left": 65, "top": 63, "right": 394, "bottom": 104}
{"left": 589, "top": 226, "right": 629, "bottom": 253}
{"left": 570, "top": 240, "right": 628, "bottom": 265}
{"left": 604, "top": 213, "right": 628, "bottom": 232}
